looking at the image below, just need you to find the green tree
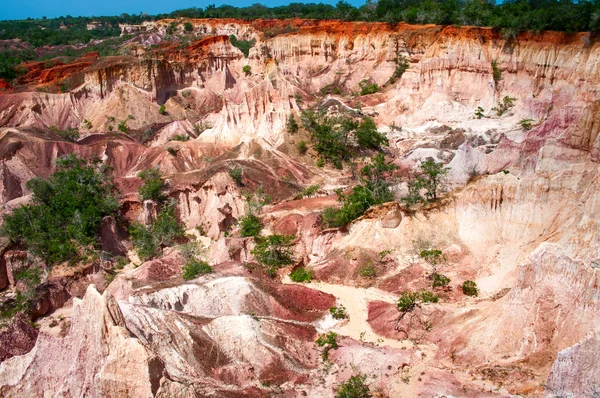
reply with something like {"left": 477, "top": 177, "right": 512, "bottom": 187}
{"left": 1, "top": 155, "right": 118, "bottom": 264}
{"left": 418, "top": 158, "right": 449, "bottom": 201}
{"left": 355, "top": 117, "right": 388, "bottom": 149}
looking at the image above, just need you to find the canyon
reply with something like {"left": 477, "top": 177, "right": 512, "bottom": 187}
{"left": 0, "top": 17, "right": 599, "bottom": 397}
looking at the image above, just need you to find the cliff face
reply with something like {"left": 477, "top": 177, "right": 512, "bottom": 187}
{"left": 0, "top": 19, "right": 600, "bottom": 397}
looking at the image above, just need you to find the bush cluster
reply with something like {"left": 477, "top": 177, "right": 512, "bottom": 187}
{"left": 290, "top": 267, "right": 314, "bottom": 282}
{"left": 1, "top": 155, "right": 119, "bottom": 264}
{"left": 138, "top": 168, "right": 167, "bottom": 202}
{"left": 322, "top": 153, "right": 396, "bottom": 228}
{"left": 301, "top": 111, "right": 388, "bottom": 168}
{"left": 129, "top": 201, "right": 185, "bottom": 261}
{"left": 250, "top": 234, "right": 296, "bottom": 277}
{"left": 182, "top": 259, "right": 212, "bottom": 280}
{"left": 397, "top": 290, "right": 439, "bottom": 313}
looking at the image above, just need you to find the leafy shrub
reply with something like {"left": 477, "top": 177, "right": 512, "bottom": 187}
{"left": 359, "top": 264, "right": 377, "bottom": 278}
{"left": 390, "top": 53, "right": 409, "bottom": 83}
{"left": 138, "top": 168, "right": 167, "bottom": 202}
{"left": 183, "top": 22, "right": 193, "bottom": 32}
{"left": 251, "top": 234, "right": 295, "bottom": 276}
{"left": 230, "top": 35, "right": 256, "bottom": 57}
{"left": 53, "top": 126, "right": 80, "bottom": 142}
{"left": 15, "top": 267, "right": 42, "bottom": 286}
{"left": 461, "top": 280, "right": 479, "bottom": 296}
{"left": 82, "top": 119, "right": 92, "bottom": 129}
{"left": 290, "top": 267, "right": 314, "bottom": 282}
{"left": 420, "top": 249, "right": 445, "bottom": 265}
{"left": 242, "top": 64, "right": 251, "bottom": 75}
{"left": 475, "top": 106, "right": 485, "bottom": 119}
{"left": 316, "top": 158, "right": 325, "bottom": 168}
{"left": 296, "top": 140, "right": 308, "bottom": 154}
{"left": 491, "top": 60, "right": 501, "bottom": 85}
{"left": 329, "top": 304, "right": 348, "bottom": 320}
{"left": 519, "top": 118, "right": 534, "bottom": 130}
{"left": 118, "top": 120, "right": 128, "bottom": 133}
{"left": 130, "top": 201, "right": 185, "bottom": 261}
{"left": 355, "top": 117, "right": 388, "bottom": 149}
{"left": 171, "top": 134, "right": 189, "bottom": 142}
{"left": 397, "top": 290, "right": 439, "bottom": 312}
{"left": 297, "top": 184, "right": 319, "bottom": 199}
{"left": 159, "top": 104, "right": 166, "bottom": 115}
{"left": 491, "top": 96, "right": 516, "bottom": 116}
{"left": 182, "top": 259, "right": 212, "bottom": 280}
{"left": 432, "top": 273, "right": 451, "bottom": 288}
{"left": 316, "top": 331, "right": 339, "bottom": 360}
{"left": 166, "top": 22, "right": 177, "bottom": 35}
{"left": 1, "top": 155, "right": 118, "bottom": 264}
{"left": 166, "top": 147, "right": 178, "bottom": 156}
{"left": 336, "top": 373, "right": 372, "bottom": 398}
{"left": 359, "top": 80, "right": 378, "bottom": 95}
{"left": 322, "top": 154, "right": 396, "bottom": 228}
{"left": 229, "top": 166, "right": 243, "bottom": 185}
{"left": 239, "top": 214, "right": 262, "bottom": 237}
{"left": 286, "top": 114, "right": 299, "bottom": 134}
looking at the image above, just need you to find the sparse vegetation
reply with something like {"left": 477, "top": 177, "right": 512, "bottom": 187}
{"left": 336, "top": 373, "right": 372, "bottom": 398}
{"left": 519, "top": 118, "right": 534, "bottom": 130}
{"left": 397, "top": 290, "right": 439, "bottom": 313}
{"left": 491, "top": 96, "right": 516, "bottom": 116}
{"left": 251, "top": 234, "right": 296, "bottom": 277}
{"left": 0, "top": 155, "right": 118, "bottom": 265}
{"left": 420, "top": 249, "right": 446, "bottom": 265}
{"left": 118, "top": 120, "right": 128, "bottom": 133}
{"left": 329, "top": 304, "right": 348, "bottom": 320}
{"left": 230, "top": 35, "right": 256, "bottom": 58}
{"left": 239, "top": 214, "right": 262, "bottom": 237}
{"left": 296, "top": 140, "right": 308, "bottom": 155}
{"left": 461, "top": 280, "right": 479, "bottom": 296}
{"left": 359, "top": 79, "right": 379, "bottom": 95}
{"left": 432, "top": 273, "right": 451, "bottom": 288}
{"left": 242, "top": 64, "right": 252, "bottom": 75}
{"left": 316, "top": 331, "right": 339, "bottom": 361}
{"left": 159, "top": 104, "right": 166, "bottom": 115}
{"left": 297, "top": 184, "right": 319, "bottom": 199}
{"left": 290, "top": 267, "right": 314, "bottom": 283}
{"left": 137, "top": 168, "right": 167, "bottom": 203}
{"left": 401, "top": 158, "right": 449, "bottom": 208}
{"left": 491, "top": 60, "right": 501, "bottom": 85}
{"left": 286, "top": 114, "right": 299, "bottom": 134}
{"left": 50, "top": 126, "right": 80, "bottom": 142}
{"left": 322, "top": 153, "right": 396, "bottom": 228}
{"left": 171, "top": 134, "right": 190, "bottom": 142}
{"left": 182, "top": 259, "right": 212, "bottom": 280}
{"left": 390, "top": 53, "right": 409, "bottom": 83}
{"left": 229, "top": 166, "right": 244, "bottom": 185}
{"left": 359, "top": 264, "right": 377, "bottom": 278}
{"left": 129, "top": 201, "right": 185, "bottom": 261}
{"left": 475, "top": 106, "right": 485, "bottom": 119}
{"left": 166, "top": 147, "right": 178, "bottom": 156}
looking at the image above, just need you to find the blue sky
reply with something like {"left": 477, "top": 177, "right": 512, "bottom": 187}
{"left": 0, "top": 0, "right": 365, "bottom": 20}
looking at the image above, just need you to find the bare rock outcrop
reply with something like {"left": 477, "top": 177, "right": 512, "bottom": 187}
{"left": 0, "top": 285, "right": 163, "bottom": 397}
